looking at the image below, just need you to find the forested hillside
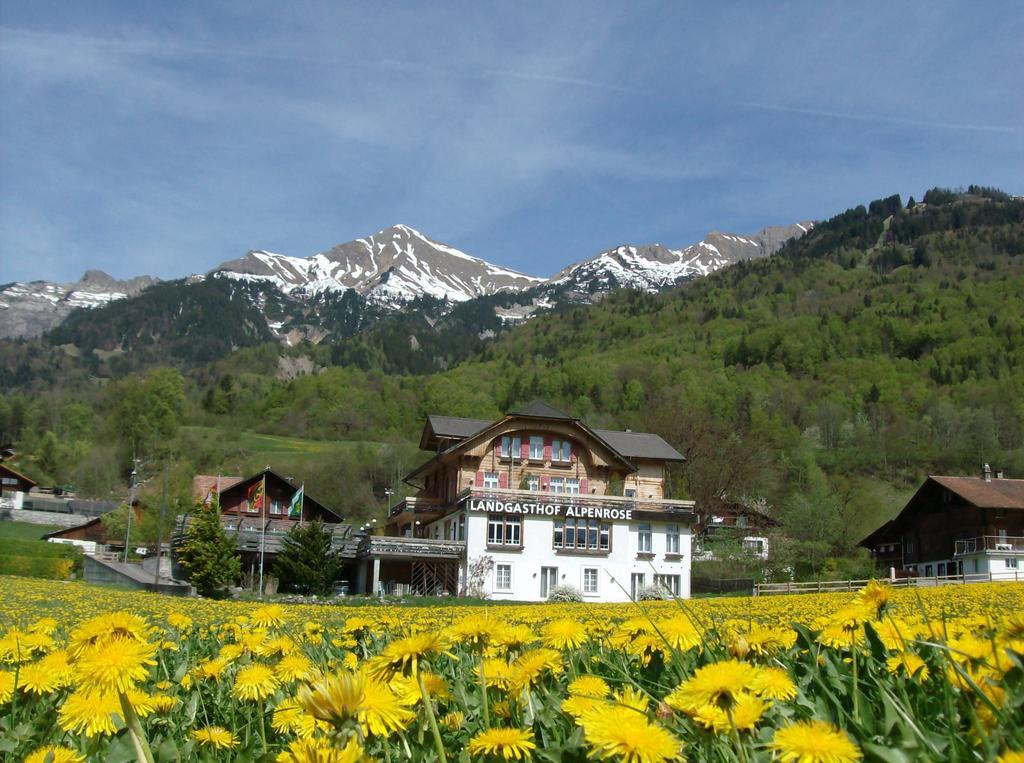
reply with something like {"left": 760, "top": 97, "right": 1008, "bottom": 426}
{"left": 2, "top": 186, "right": 1021, "bottom": 578}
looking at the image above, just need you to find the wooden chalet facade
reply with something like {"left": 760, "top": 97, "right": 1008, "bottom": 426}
{"left": 0, "top": 462, "right": 37, "bottom": 510}
{"left": 373, "top": 401, "right": 697, "bottom": 602}
{"left": 860, "top": 467, "right": 1024, "bottom": 579}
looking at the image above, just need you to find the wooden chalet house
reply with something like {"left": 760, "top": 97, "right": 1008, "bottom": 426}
{"left": 0, "top": 461, "right": 37, "bottom": 511}
{"left": 860, "top": 466, "right": 1024, "bottom": 580}
{"left": 181, "top": 469, "right": 357, "bottom": 584}
{"left": 371, "top": 400, "right": 697, "bottom": 602}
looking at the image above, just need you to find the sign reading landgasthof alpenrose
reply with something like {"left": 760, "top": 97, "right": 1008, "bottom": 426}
{"left": 466, "top": 498, "right": 633, "bottom": 521}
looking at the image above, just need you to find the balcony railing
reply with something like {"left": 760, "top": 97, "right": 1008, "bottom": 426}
{"left": 954, "top": 536, "right": 1024, "bottom": 556}
{"left": 359, "top": 535, "right": 466, "bottom": 559}
{"left": 388, "top": 496, "right": 445, "bottom": 518}
{"left": 457, "top": 487, "right": 696, "bottom": 514}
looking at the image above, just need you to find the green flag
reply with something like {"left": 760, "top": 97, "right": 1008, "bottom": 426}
{"left": 288, "top": 484, "right": 304, "bottom": 519}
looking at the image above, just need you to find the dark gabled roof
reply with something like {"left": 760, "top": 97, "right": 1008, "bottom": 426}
{"left": 0, "top": 462, "right": 37, "bottom": 488}
{"left": 930, "top": 475, "right": 1024, "bottom": 509}
{"left": 425, "top": 415, "right": 490, "bottom": 440}
{"left": 594, "top": 429, "right": 685, "bottom": 462}
{"left": 219, "top": 469, "right": 343, "bottom": 521}
{"left": 510, "top": 400, "right": 574, "bottom": 419}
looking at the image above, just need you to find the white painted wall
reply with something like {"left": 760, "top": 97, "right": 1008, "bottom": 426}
{"left": 430, "top": 510, "right": 691, "bottom": 602}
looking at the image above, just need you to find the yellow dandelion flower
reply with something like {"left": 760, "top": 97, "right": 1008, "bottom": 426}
{"left": 251, "top": 604, "right": 287, "bottom": 628}
{"left": 276, "top": 653, "right": 314, "bottom": 683}
{"left": 17, "top": 661, "right": 60, "bottom": 695}
{"left": 0, "top": 670, "right": 14, "bottom": 704}
{"left": 366, "top": 632, "right": 448, "bottom": 680}
{"left": 492, "top": 624, "right": 537, "bottom": 651}
{"left": 579, "top": 704, "right": 683, "bottom": 763}
{"left": 342, "top": 652, "right": 360, "bottom": 671}
{"left": 658, "top": 617, "right": 702, "bottom": 652}
{"left": 751, "top": 666, "right": 797, "bottom": 701}
{"left": 151, "top": 694, "right": 178, "bottom": 713}
{"left": 192, "top": 726, "right": 238, "bottom": 749}
{"left": 491, "top": 699, "right": 515, "bottom": 719}
{"left": 233, "top": 663, "right": 280, "bottom": 702}
{"left": 886, "top": 652, "right": 930, "bottom": 682}
{"left": 195, "top": 656, "right": 231, "bottom": 681}
{"left": 297, "top": 670, "right": 364, "bottom": 723}
{"left": 358, "top": 677, "right": 416, "bottom": 737}
{"left": 450, "top": 614, "right": 498, "bottom": 651}
{"left": 568, "top": 675, "right": 610, "bottom": 698}
{"left": 665, "top": 659, "right": 757, "bottom": 712}
{"left": 442, "top": 710, "right": 465, "bottom": 731}
{"left": 28, "top": 618, "right": 59, "bottom": 635}
{"left": 996, "top": 752, "right": 1024, "bottom": 763}
{"left": 276, "top": 736, "right": 365, "bottom": 763}
{"left": 508, "top": 648, "right": 562, "bottom": 690}
{"left": 614, "top": 686, "right": 650, "bottom": 714}
{"left": 542, "top": 619, "right": 587, "bottom": 650}
{"left": 74, "top": 637, "right": 157, "bottom": 693}
{"left": 58, "top": 688, "right": 121, "bottom": 737}
{"left": 219, "top": 643, "right": 245, "bottom": 662}
{"left": 689, "top": 693, "right": 766, "bottom": 734}
{"left": 166, "top": 613, "right": 193, "bottom": 631}
{"left": 24, "top": 746, "right": 84, "bottom": 763}
{"left": 467, "top": 727, "right": 537, "bottom": 760}
{"left": 68, "top": 611, "right": 151, "bottom": 657}
{"left": 770, "top": 720, "right": 862, "bottom": 763}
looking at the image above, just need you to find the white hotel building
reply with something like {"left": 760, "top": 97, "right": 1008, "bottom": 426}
{"left": 366, "top": 401, "right": 696, "bottom": 602}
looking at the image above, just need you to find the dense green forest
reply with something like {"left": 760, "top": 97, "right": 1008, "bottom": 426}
{"left": 2, "top": 185, "right": 1021, "bottom": 579}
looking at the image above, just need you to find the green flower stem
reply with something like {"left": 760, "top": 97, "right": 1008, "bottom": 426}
{"left": 725, "top": 706, "right": 748, "bottom": 763}
{"left": 119, "top": 691, "right": 156, "bottom": 763}
{"left": 851, "top": 649, "right": 859, "bottom": 724}
{"left": 479, "top": 655, "right": 490, "bottom": 729}
{"left": 416, "top": 662, "right": 447, "bottom": 762}
{"left": 258, "top": 699, "right": 268, "bottom": 751}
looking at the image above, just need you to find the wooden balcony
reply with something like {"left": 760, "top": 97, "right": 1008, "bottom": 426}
{"left": 359, "top": 535, "right": 466, "bottom": 560}
{"left": 388, "top": 496, "right": 445, "bottom": 519}
{"left": 954, "top": 536, "right": 1024, "bottom": 556}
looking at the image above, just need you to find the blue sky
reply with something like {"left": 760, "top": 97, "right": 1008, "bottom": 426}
{"left": 2, "top": 2, "right": 1022, "bottom": 283}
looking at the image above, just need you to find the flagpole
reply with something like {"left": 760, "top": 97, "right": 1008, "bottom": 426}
{"left": 258, "top": 473, "right": 267, "bottom": 598}
{"left": 300, "top": 482, "right": 304, "bottom": 525}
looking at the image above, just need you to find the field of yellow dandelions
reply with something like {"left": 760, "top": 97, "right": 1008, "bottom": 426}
{"left": 1, "top": 576, "right": 1023, "bottom": 762}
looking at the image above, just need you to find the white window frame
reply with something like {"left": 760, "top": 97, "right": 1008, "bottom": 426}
{"left": 630, "top": 573, "right": 645, "bottom": 599}
{"left": 526, "top": 474, "right": 540, "bottom": 491}
{"left": 565, "top": 478, "right": 580, "bottom": 495}
{"left": 529, "top": 435, "right": 544, "bottom": 460}
{"left": 495, "top": 563, "right": 513, "bottom": 591}
{"left": 487, "top": 514, "right": 522, "bottom": 547}
{"left": 637, "top": 523, "right": 652, "bottom": 553}
{"left": 665, "top": 524, "right": 680, "bottom": 554}
{"left": 582, "top": 567, "right": 599, "bottom": 594}
{"left": 1007, "top": 558, "right": 1019, "bottom": 569}
{"left": 549, "top": 477, "right": 565, "bottom": 494}
{"left": 654, "top": 574, "right": 681, "bottom": 597}
{"left": 483, "top": 471, "right": 500, "bottom": 489}
{"left": 552, "top": 439, "right": 572, "bottom": 462}
{"left": 500, "top": 435, "right": 521, "bottom": 458}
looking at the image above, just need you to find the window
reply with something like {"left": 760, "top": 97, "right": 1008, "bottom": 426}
{"left": 529, "top": 436, "right": 544, "bottom": 460}
{"left": 526, "top": 474, "right": 540, "bottom": 491}
{"left": 458, "top": 515, "right": 466, "bottom": 541}
{"left": 624, "top": 488, "right": 637, "bottom": 498}
{"left": 924, "top": 564, "right": 933, "bottom": 577}
{"left": 540, "top": 566, "right": 558, "bottom": 598}
{"left": 500, "top": 435, "right": 521, "bottom": 458}
{"left": 495, "top": 564, "right": 512, "bottom": 591}
{"left": 487, "top": 514, "right": 521, "bottom": 547}
{"left": 937, "top": 562, "right": 946, "bottom": 577}
{"left": 483, "top": 472, "right": 500, "bottom": 489}
{"left": 583, "top": 568, "right": 598, "bottom": 594}
{"left": 553, "top": 518, "right": 611, "bottom": 552}
{"left": 550, "top": 477, "right": 564, "bottom": 494}
{"left": 637, "top": 523, "right": 652, "bottom": 554}
{"left": 552, "top": 439, "right": 572, "bottom": 462}
{"left": 654, "top": 574, "right": 681, "bottom": 597}
{"left": 1008, "top": 558, "right": 1019, "bottom": 569}
{"left": 565, "top": 478, "right": 580, "bottom": 495}
{"left": 270, "top": 500, "right": 282, "bottom": 516}
{"left": 630, "top": 573, "right": 645, "bottom": 599}
{"left": 665, "top": 524, "right": 680, "bottom": 554}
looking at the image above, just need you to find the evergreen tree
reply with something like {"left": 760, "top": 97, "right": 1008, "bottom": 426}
{"left": 177, "top": 501, "right": 241, "bottom": 597}
{"left": 272, "top": 521, "right": 345, "bottom": 595}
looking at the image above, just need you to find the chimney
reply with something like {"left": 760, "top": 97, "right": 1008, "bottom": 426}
{"left": 983, "top": 463, "right": 992, "bottom": 482}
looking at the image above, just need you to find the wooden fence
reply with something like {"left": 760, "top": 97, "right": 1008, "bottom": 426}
{"left": 755, "top": 570, "right": 1022, "bottom": 596}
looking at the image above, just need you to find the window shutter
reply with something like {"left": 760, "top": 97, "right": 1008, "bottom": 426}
{"left": 541, "top": 475, "right": 550, "bottom": 491}
{"left": 494, "top": 441, "right": 502, "bottom": 459}
{"left": 520, "top": 440, "right": 529, "bottom": 460}
{"left": 544, "top": 437, "right": 552, "bottom": 461}
{"left": 475, "top": 471, "right": 484, "bottom": 487}
{"left": 499, "top": 472, "right": 508, "bottom": 489}
{"left": 580, "top": 478, "right": 589, "bottom": 494}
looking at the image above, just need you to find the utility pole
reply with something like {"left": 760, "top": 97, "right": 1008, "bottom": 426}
{"left": 123, "top": 455, "right": 141, "bottom": 563}
{"left": 153, "top": 463, "right": 168, "bottom": 587}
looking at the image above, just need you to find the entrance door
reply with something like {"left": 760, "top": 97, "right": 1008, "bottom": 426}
{"left": 540, "top": 567, "right": 558, "bottom": 598}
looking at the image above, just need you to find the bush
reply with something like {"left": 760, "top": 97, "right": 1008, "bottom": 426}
{"left": 636, "top": 584, "right": 670, "bottom": 601}
{"left": 0, "top": 555, "right": 74, "bottom": 579}
{"left": 547, "top": 584, "right": 583, "bottom": 602}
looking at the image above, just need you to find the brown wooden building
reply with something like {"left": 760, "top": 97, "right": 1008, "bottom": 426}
{"left": 860, "top": 467, "right": 1024, "bottom": 579}
{"left": 0, "top": 462, "right": 37, "bottom": 510}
